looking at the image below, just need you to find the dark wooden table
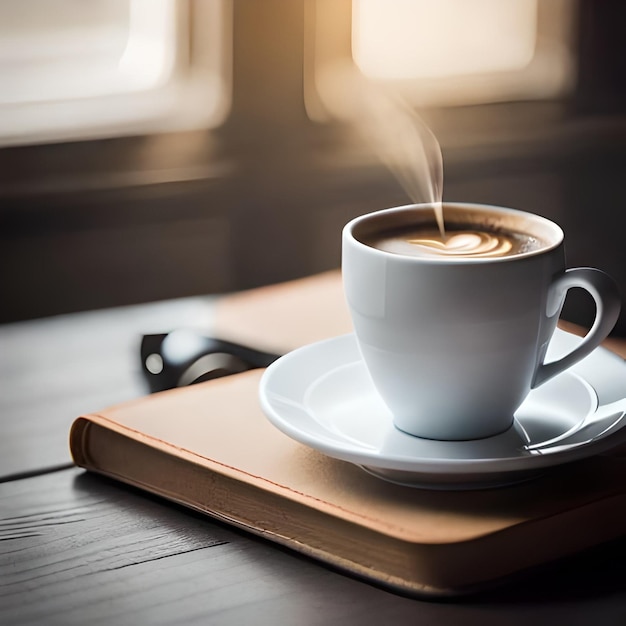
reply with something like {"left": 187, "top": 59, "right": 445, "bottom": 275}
{"left": 2, "top": 294, "right": 626, "bottom": 625}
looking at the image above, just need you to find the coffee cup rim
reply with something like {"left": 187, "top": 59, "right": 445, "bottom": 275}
{"left": 343, "top": 202, "right": 564, "bottom": 264}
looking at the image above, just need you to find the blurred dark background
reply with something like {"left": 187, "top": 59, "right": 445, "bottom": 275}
{"left": 1, "top": 0, "right": 625, "bottom": 335}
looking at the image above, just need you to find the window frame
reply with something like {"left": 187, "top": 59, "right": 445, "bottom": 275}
{"left": 0, "top": 0, "right": 232, "bottom": 148}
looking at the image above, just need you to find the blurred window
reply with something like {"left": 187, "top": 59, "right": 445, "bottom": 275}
{"left": 353, "top": 0, "right": 539, "bottom": 81}
{"left": 307, "top": 0, "right": 576, "bottom": 116}
{"left": 0, "top": 0, "right": 231, "bottom": 146}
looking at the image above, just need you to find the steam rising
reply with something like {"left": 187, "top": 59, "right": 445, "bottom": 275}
{"left": 320, "top": 67, "right": 445, "bottom": 233}
{"left": 323, "top": 69, "right": 538, "bottom": 260}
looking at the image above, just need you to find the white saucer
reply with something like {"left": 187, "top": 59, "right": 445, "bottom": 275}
{"left": 259, "top": 329, "right": 626, "bottom": 489}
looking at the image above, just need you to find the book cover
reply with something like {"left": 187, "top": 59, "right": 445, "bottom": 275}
{"left": 70, "top": 369, "right": 626, "bottom": 597}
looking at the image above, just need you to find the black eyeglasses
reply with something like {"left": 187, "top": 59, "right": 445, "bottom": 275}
{"left": 140, "top": 329, "right": 280, "bottom": 393}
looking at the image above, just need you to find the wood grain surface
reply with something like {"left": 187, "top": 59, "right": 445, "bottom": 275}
{"left": 2, "top": 274, "right": 626, "bottom": 624}
{"left": 0, "top": 296, "right": 215, "bottom": 479}
{"left": 2, "top": 468, "right": 626, "bottom": 625}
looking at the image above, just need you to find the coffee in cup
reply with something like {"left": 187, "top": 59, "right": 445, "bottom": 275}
{"left": 355, "top": 204, "right": 551, "bottom": 260}
{"left": 342, "top": 203, "right": 621, "bottom": 440}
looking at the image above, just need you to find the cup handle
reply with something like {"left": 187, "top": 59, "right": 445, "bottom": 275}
{"left": 533, "top": 268, "right": 621, "bottom": 388}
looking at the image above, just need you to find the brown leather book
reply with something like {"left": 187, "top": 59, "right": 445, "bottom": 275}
{"left": 71, "top": 271, "right": 626, "bottom": 597}
{"left": 70, "top": 368, "right": 626, "bottom": 597}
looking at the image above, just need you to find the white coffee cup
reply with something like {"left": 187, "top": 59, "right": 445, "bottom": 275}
{"left": 342, "top": 203, "right": 621, "bottom": 440}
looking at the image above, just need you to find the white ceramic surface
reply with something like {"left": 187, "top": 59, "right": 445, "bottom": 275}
{"left": 342, "top": 203, "right": 621, "bottom": 440}
{"left": 259, "top": 329, "right": 626, "bottom": 489}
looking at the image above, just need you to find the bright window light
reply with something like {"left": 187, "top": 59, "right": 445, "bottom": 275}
{"left": 305, "top": 0, "right": 575, "bottom": 116}
{"left": 352, "top": 0, "right": 538, "bottom": 80}
{"left": 0, "top": 0, "right": 230, "bottom": 146}
{"left": 0, "top": 0, "right": 176, "bottom": 105}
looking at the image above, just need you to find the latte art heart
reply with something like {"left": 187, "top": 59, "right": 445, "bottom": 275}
{"left": 363, "top": 221, "right": 545, "bottom": 259}
{"left": 408, "top": 231, "right": 514, "bottom": 258}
